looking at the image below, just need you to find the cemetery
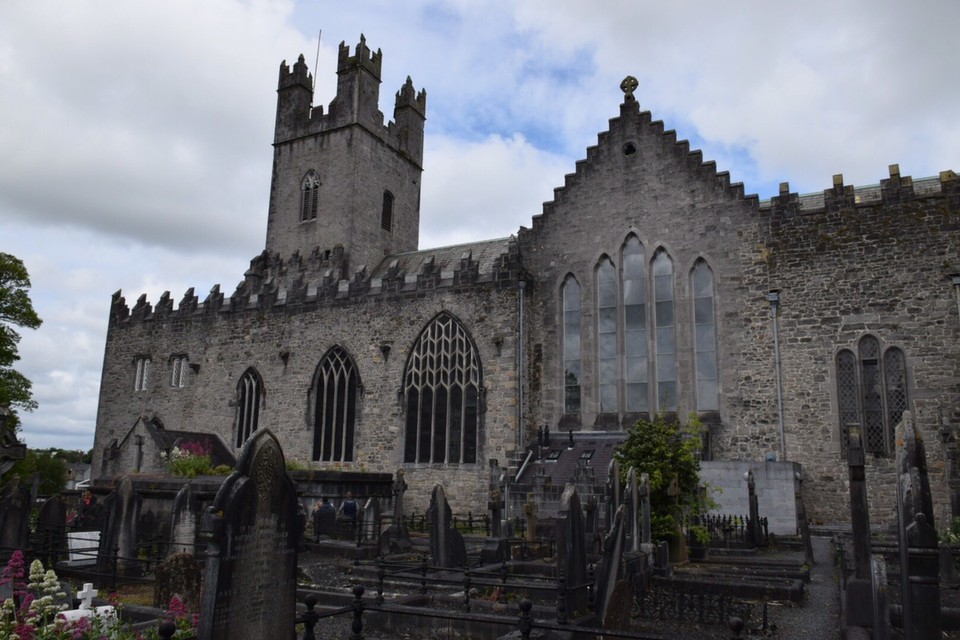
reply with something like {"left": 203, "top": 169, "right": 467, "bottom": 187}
{"left": 2, "top": 413, "right": 959, "bottom": 638}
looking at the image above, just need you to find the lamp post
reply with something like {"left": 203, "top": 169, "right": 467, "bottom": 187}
{"left": 767, "top": 290, "right": 786, "bottom": 461}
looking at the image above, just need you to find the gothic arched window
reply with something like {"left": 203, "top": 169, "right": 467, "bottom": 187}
{"left": 381, "top": 190, "right": 394, "bottom": 231}
{"left": 836, "top": 336, "right": 908, "bottom": 455}
{"left": 300, "top": 171, "right": 320, "bottom": 222}
{"left": 562, "top": 275, "right": 582, "bottom": 415}
{"left": 403, "top": 313, "right": 482, "bottom": 464}
{"left": 691, "top": 260, "right": 718, "bottom": 411}
{"left": 596, "top": 258, "right": 617, "bottom": 413}
{"left": 312, "top": 346, "right": 359, "bottom": 462}
{"left": 652, "top": 249, "right": 676, "bottom": 411}
{"left": 235, "top": 368, "right": 263, "bottom": 448}
{"left": 621, "top": 236, "right": 648, "bottom": 413}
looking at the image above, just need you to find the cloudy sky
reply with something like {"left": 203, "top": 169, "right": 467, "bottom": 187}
{"left": 1, "top": 0, "right": 958, "bottom": 452}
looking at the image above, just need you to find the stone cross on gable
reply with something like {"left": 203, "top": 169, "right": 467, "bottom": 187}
{"left": 77, "top": 583, "right": 97, "bottom": 610}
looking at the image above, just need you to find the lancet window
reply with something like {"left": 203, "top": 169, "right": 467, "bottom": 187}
{"left": 692, "top": 260, "right": 718, "bottom": 411}
{"left": 562, "top": 276, "right": 582, "bottom": 415}
{"left": 300, "top": 171, "right": 320, "bottom": 222}
{"left": 312, "top": 346, "right": 359, "bottom": 463}
{"left": 235, "top": 368, "right": 263, "bottom": 448}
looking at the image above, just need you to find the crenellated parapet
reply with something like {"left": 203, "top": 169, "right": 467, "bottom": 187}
{"left": 107, "top": 238, "right": 522, "bottom": 328}
{"left": 274, "top": 36, "right": 426, "bottom": 167}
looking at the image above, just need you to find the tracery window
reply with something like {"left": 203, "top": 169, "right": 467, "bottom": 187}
{"left": 300, "top": 171, "right": 320, "bottom": 222}
{"left": 381, "top": 190, "right": 394, "bottom": 231}
{"left": 133, "top": 356, "right": 151, "bottom": 392}
{"left": 652, "top": 249, "right": 677, "bottom": 411}
{"left": 403, "top": 313, "right": 481, "bottom": 464}
{"left": 836, "top": 335, "right": 908, "bottom": 455}
{"left": 235, "top": 368, "right": 263, "bottom": 448}
{"left": 692, "top": 260, "right": 718, "bottom": 411}
{"left": 312, "top": 346, "right": 359, "bottom": 462}
{"left": 170, "top": 355, "right": 188, "bottom": 388}
{"left": 562, "top": 276, "right": 582, "bottom": 415}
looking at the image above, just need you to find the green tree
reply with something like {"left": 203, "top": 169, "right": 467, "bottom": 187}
{"left": 615, "top": 414, "right": 704, "bottom": 541}
{"left": 3, "top": 449, "right": 67, "bottom": 496}
{"left": 0, "top": 252, "right": 43, "bottom": 428}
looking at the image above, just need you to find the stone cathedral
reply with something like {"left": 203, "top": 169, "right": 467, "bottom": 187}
{"left": 92, "top": 36, "right": 960, "bottom": 526}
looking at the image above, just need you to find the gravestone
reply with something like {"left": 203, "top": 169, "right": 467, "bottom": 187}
{"left": 523, "top": 493, "right": 538, "bottom": 543}
{"left": 170, "top": 482, "right": 198, "bottom": 556}
{"left": 60, "top": 582, "right": 117, "bottom": 629}
{"left": 625, "top": 467, "right": 640, "bottom": 553}
{"left": 35, "top": 494, "right": 67, "bottom": 566}
{"left": 198, "top": 429, "right": 299, "bottom": 640}
{"left": 606, "top": 459, "right": 621, "bottom": 531}
{"left": 361, "top": 496, "right": 381, "bottom": 541}
{"left": 154, "top": 552, "right": 202, "bottom": 612}
{"left": 794, "top": 468, "right": 815, "bottom": 566}
{"left": 594, "top": 504, "right": 625, "bottom": 626}
{"left": 315, "top": 502, "right": 337, "bottom": 539}
{"left": 0, "top": 474, "right": 30, "bottom": 552}
{"left": 381, "top": 469, "right": 412, "bottom": 553}
{"left": 481, "top": 486, "right": 509, "bottom": 565}
{"left": 746, "top": 469, "right": 761, "bottom": 548}
{"left": 427, "top": 484, "right": 466, "bottom": 568}
{"left": 895, "top": 412, "right": 942, "bottom": 639}
{"left": 843, "top": 427, "right": 875, "bottom": 629}
{"left": 639, "top": 473, "right": 653, "bottom": 552}
{"left": 557, "top": 484, "right": 587, "bottom": 617}
{"left": 98, "top": 476, "right": 141, "bottom": 576}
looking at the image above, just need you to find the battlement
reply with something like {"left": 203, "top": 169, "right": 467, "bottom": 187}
{"left": 278, "top": 54, "right": 312, "bottom": 91}
{"left": 761, "top": 166, "right": 959, "bottom": 218}
{"left": 337, "top": 34, "right": 382, "bottom": 79}
{"left": 108, "top": 238, "right": 522, "bottom": 327}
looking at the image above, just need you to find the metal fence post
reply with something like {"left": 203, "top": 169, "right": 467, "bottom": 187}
{"left": 462, "top": 565, "right": 471, "bottom": 612}
{"left": 350, "top": 585, "right": 365, "bottom": 640}
{"left": 300, "top": 593, "right": 319, "bottom": 640}
{"left": 376, "top": 555, "right": 385, "bottom": 605}
{"left": 518, "top": 599, "right": 533, "bottom": 640}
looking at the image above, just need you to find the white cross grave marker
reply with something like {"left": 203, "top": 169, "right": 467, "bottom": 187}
{"left": 77, "top": 583, "right": 97, "bottom": 610}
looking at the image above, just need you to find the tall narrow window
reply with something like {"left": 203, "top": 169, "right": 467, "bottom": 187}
{"left": 622, "top": 237, "right": 648, "bottom": 413}
{"left": 170, "top": 355, "right": 188, "bottom": 388}
{"left": 133, "top": 356, "right": 151, "bottom": 392}
{"left": 312, "top": 347, "right": 359, "bottom": 462}
{"left": 835, "top": 336, "right": 909, "bottom": 455}
{"left": 596, "top": 258, "right": 617, "bottom": 413}
{"left": 403, "top": 313, "right": 482, "bottom": 464}
{"left": 235, "top": 368, "right": 263, "bottom": 448}
{"left": 381, "top": 190, "right": 394, "bottom": 231}
{"left": 652, "top": 250, "right": 676, "bottom": 411}
{"left": 300, "top": 172, "right": 320, "bottom": 222}
{"left": 692, "top": 260, "right": 718, "bottom": 410}
{"left": 562, "top": 276, "right": 582, "bottom": 415}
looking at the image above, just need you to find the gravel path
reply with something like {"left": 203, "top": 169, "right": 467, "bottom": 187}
{"left": 774, "top": 536, "right": 840, "bottom": 639}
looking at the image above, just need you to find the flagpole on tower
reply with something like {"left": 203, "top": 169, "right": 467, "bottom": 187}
{"left": 312, "top": 29, "right": 322, "bottom": 92}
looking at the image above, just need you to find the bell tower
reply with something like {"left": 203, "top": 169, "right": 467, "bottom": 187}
{"left": 265, "top": 36, "right": 426, "bottom": 274}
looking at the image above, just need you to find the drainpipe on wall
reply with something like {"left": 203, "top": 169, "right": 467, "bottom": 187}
{"left": 768, "top": 290, "right": 787, "bottom": 462}
{"left": 518, "top": 280, "right": 526, "bottom": 452}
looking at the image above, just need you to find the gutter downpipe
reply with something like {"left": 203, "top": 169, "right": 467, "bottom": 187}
{"left": 518, "top": 280, "right": 526, "bottom": 451}
{"left": 768, "top": 290, "right": 787, "bottom": 461}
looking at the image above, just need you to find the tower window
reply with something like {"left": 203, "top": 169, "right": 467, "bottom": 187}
{"left": 692, "top": 260, "right": 718, "bottom": 411}
{"left": 170, "top": 355, "right": 188, "bottom": 388}
{"left": 562, "top": 275, "right": 582, "bottom": 415}
{"left": 381, "top": 190, "right": 394, "bottom": 231}
{"left": 300, "top": 172, "right": 320, "bottom": 222}
{"left": 133, "top": 356, "right": 151, "bottom": 392}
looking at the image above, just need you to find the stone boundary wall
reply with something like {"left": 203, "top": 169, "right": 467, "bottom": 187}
{"left": 700, "top": 460, "right": 800, "bottom": 536}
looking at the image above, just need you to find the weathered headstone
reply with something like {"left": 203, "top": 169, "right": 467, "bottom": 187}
{"left": 794, "top": 469, "right": 814, "bottom": 566}
{"left": 594, "top": 504, "right": 625, "bottom": 625}
{"left": 481, "top": 486, "right": 509, "bottom": 565}
{"left": 746, "top": 469, "right": 761, "bottom": 548}
{"left": 154, "top": 552, "right": 202, "bottom": 612}
{"left": 427, "top": 484, "right": 466, "bottom": 568}
{"left": 0, "top": 474, "right": 30, "bottom": 552}
{"left": 896, "top": 412, "right": 942, "bottom": 639}
{"left": 557, "top": 484, "right": 587, "bottom": 617}
{"left": 198, "top": 429, "right": 299, "bottom": 640}
{"left": 98, "top": 476, "right": 142, "bottom": 576}
{"left": 843, "top": 427, "right": 875, "bottom": 629}
{"left": 380, "top": 468, "right": 412, "bottom": 554}
{"left": 523, "top": 492, "right": 538, "bottom": 543}
{"left": 170, "top": 483, "right": 198, "bottom": 556}
{"left": 625, "top": 467, "right": 640, "bottom": 553}
{"left": 35, "top": 494, "right": 67, "bottom": 566}
{"left": 315, "top": 502, "right": 337, "bottom": 539}
{"left": 361, "top": 496, "right": 380, "bottom": 541}
{"left": 606, "top": 458, "right": 621, "bottom": 531}
{"left": 639, "top": 472, "right": 652, "bottom": 550}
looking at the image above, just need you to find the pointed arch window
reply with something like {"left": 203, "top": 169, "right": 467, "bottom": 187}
{"left": 622, "top": 236, "right": 648, "bottom": 413}
{"left": 300, "top": 172, "right": 320, "bottom": 222}
{"left": 312, "top": 347, "right": 359, "bottom": 462}
{"left": 133, "top": 356, "right": 151, "bottom": 392}
{"left": 836, "top": 336, "right": 908, "bottom": 455}
{"left": 381, "top": 190, "right": 394, "bottom": 231}
{"left": 692, "top": 260, "right": 718, "bottom": 411}
{"left": 596, "top": 258, "right": 617, "bottom": 413}
{"left": 562, "top": 276, "right": 582, "bottom": 415}
{"left": 403, "top": 313, "right": 482, "bottom": 464}
{"left": 652, "top": 249, "right": 676, "bottom": 411}
{"left": 235, "top": 368, "right": 263, "bottom": 448}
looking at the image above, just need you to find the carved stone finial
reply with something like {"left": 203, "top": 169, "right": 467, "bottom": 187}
{"left": 620, "top": 75, "right": 639, "bottom": 101}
